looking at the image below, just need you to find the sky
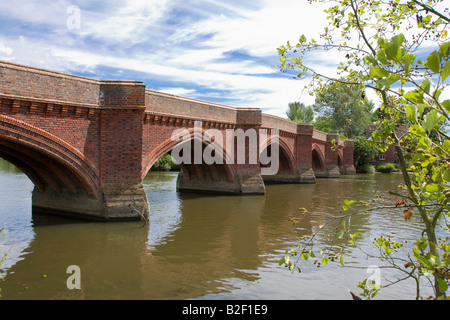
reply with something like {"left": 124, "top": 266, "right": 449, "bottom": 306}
{"left": 0, "top": 0, "right": 336, "bottom": 118}
{"left": 0, "top": 1, "right": 447, "bottom": 119}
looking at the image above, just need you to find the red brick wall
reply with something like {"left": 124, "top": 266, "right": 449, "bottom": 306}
{"left": 100, "top": 108, "right": 145, "bottom": 184}
{"left": 0, "top": 61, "right": 357, "bottom": 198}
{"left": 0, "top": 61, "right": 100, "bottom": 105}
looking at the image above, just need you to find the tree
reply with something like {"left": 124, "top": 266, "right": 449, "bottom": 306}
{"left": 353, "top": 135, "right": 379, "bottom": 171}
{"left": 151, "top": 154, "right": 180, "bottom": 171}
{"left": 278, "top": 0, "right": 449, "bottom": 299}
{"left": 286, "top": 101, "right": 314, "bottom": 123}
{"left": 312, "top": 80, "right": 375, "bottom": 138}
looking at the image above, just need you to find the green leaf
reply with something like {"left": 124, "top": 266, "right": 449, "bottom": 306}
{"left": 402, "top": 54, "right": 415, "bottom": 74}
{"left": 439, "top": 41, "right": 450, "bottom": 57}
{"left": 344, "top": 199, "right": 356, "bottom": 206}
{"left": 386, "top": 34, "right": 404, "bottom": 61}
{"left": 339, "top": 254, "right": 345, "bottom": 267}
{"left": 425, "top": 183, "right": 440, "bottom": 193}
{"left": 404, "top": 90, "right": 423, "bottom": 103}
{"left": 438, "top": 277, "right": 448, "bottom": 294}
{"left": 301, "top": 252, "right": 309, "bottom": 261}
{"left": 422, "top": 109, "right": 440, "bottom": 132}
{"left": 365, "top": 54, "right": 378, "bottom": 66}
{"left": 442, "top": 60, "right": 450, "bottom": 81}
{"left": 443, "top": 168, "right": 450, "bottom": 181}
{"left": 417, "top": 255, "right": 432, "bottom": 267}
{"left": 299, "top": 34, "right": 307, "bottom": 44}
{"left": 442, "top": 100, "right": 450, "bottom": 113}
{"left": 426, "top": 51, "right": 441, "bottom": 73}
{"left": 370, "top": 65, "right": 390, "bottom": 78}
{"left": 405, "top": 105, "right": 417, "bottom": 122}
{"left": 421, "top": 78, "right": 431, "bottom": 94}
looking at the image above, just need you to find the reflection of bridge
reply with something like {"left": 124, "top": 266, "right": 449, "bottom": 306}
{"left": 0, "top": 61, "right": 355, "bottom": 220}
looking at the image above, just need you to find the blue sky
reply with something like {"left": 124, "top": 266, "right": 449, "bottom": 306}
{"left": 0, "top": 0, "right": 334, "bottom": 117}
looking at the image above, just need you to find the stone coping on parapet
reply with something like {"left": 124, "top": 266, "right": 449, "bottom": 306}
{"left": 145, "top": 89, "right": 261, "bottom": 125}
{"left": 145, "top": 89, "right": 245, "bottom": 111}
{"left": 1, "top": 60, "right": 146, "bottom": 108}
{"left": 261, "top": 113, "right": 298, "bottom": 134}
{"left": 0, "top": 60, "right": 99, "bottom": 84}
{"left": 0, "top": 61, "right": 144, "bottom": 87}
{"left": 312, "top": 128, "right": 345, "bottom": 146}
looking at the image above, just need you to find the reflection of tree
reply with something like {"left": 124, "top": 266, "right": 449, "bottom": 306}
{"left": 1, "top": 219, "right": 149, "bottom": 299}
{"left": 0, "top": 168, "right": 406, "bottom": 299}
{"left": 0, "top": 159, "right": 22, "bottom": 174}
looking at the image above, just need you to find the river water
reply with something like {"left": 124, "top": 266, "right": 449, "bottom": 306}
{"left": 0, "top": 160, "right": 439, "bottom": 300}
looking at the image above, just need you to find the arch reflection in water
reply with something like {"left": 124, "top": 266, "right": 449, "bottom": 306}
{"left": 0, "top": 162, "right": 433, "bottom": 300}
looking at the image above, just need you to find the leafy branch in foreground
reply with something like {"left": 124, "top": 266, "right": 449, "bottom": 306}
{"left": 278, "top": 0, "right": 449, "bottom": 299}
{"left": 280, "top": 199, "right": 449, "bottom": 299}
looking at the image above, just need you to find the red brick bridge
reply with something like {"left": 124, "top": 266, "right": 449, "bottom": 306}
{"left": 0, "top": 61, "right": 355, "bottom": 220}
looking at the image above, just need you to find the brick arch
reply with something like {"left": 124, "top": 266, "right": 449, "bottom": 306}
{"left": 312, "top": 145, "right": 325, "bottom": 171}
{"left": 0, "top": 114, "right": 99, "bottom": 197}
{"left": 337, "top": 149, "right": 344, "bottom": 168}
{"left": 142, "top": 127, "right": 236, "bottom": 182}
{"left": 259, "top": 136, "right": 295, "bottom": 175}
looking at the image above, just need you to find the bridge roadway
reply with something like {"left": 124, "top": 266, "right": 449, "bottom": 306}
{"left": 0, "top": 61, "right": 355, "bottom": 220}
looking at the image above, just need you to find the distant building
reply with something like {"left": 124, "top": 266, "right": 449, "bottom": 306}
{"left": 366, "top": 124, "right": 409, "bottom": 164}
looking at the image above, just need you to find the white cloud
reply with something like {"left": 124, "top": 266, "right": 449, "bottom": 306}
{"left": 168, "top": 0, "right": 329, "bottom": 57}
{"left": 78, "top": 0, "right": 172, "bottom": 45}
{"left": 0, "top": 0, "right": 333, "bottom": 118}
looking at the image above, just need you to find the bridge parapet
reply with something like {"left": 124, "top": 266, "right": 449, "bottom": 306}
{"left": 261, "top": 113, "right": 297, "bottom": 134}
{"left": 0, "top": 61, "right": 100, "bottom": 105}
{"left": 145, "top": 90, "right": 239, "bottom": 124}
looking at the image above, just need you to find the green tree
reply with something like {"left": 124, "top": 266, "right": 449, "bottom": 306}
{"left": 151, "top": 154, "right": 180, "bottom": 171}
{"left": 312, "top": 81, "right": 375, "bottom": 138}
{"left": 286, "top": 102, "right": 314, "bottom": 123}
{"left": 278, "top": 0, "right": 449, "bottom": 299}
{"left": 353, "top": 135, "right": 379, "bottom": 171}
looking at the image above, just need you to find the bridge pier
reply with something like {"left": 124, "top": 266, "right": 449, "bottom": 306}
{"left": 341, "top": 140, "right": 357, "bottom": 175}
{"left": 32, "top": 183, "right": 149, "bottom": 221}
{"left": 296, "top": 124, "right": 316, "bottom": 184}
{"left": 31, "top": 80, "right": 151, "bottom": 221}
{"left": 176, "top": 170, "right": 265, "bottom": 194}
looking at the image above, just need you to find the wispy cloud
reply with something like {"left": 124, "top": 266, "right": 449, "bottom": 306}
{"left": 0, "top": 0, "right": 333, "bottom": 117}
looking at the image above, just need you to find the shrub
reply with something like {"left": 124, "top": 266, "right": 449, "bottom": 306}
{"left": 357, "top": 164, "right": 375, "bottom": 173}
{"left": 376, "top": 163, "right": 398, "bottom": 173}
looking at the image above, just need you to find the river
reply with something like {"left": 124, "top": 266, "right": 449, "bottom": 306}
{"left": 0, "top": 160, "right": 438, "bottom": 300}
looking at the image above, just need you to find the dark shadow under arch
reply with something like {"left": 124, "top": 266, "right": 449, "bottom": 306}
{"left": 0, "top": 115, "right": 100, "bottom": 198}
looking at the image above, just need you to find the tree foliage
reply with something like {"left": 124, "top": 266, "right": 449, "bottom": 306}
{"left": 286, "top": 101, "right": 314, "bottom": 123}
{"left": 278, "top": 0, "right": 449, "bottom": 299}
{"left": 313, "top": 81, "right": 375, "bottom": 138}
{"left": 151, "top": 154, "right": 180, "bottom": 171}
{"left": 353, "top": 135, "right": 379, "bottom": 170}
